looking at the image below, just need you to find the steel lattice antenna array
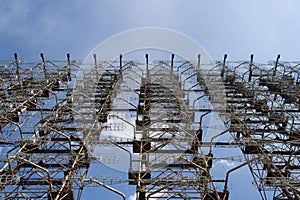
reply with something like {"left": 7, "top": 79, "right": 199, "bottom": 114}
{"left": 0, "top": 53, "right": 299, "bottom": 200}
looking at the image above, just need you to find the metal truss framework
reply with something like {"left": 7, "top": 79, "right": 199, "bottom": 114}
{"left": 0, "top": 53, "right": 299, "bottom": 200}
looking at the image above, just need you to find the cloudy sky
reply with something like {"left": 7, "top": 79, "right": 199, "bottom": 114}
{"left": 1, "top": 0, "right": 300, "bottom": 62}
{"left": 1, "top": 0, "right": 299, "bottom": 199}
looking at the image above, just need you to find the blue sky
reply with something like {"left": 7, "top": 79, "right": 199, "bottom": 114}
{"left": 1, "top": 0, "right": 300, "bottom": 62}
{"left": 1, "top": 0, "right": 299, "bottom": 199}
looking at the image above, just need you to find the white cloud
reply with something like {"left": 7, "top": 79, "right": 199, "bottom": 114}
{"left": 129, "top": 193, "right": 136, "bottom": 200}
{"left": 128, "top": 192, "right": 163, "bottom": 200}
{"left": 216, "top": 159, "right": 236, "bottom": 167}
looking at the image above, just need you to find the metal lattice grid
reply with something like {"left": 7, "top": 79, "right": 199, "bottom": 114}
{"left": 0, "top": 53, "right": 299, "bottom": 200}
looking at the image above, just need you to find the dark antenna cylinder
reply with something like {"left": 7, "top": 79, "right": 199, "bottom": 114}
{"left": 221, "top": 54, "right": 227, "bottom": 79}
{"left": 274, "top": 54, "right": 281, "bottom": 76}
{"left": 67, "top": 53, "right": 71, "bottom": 65}
{"left": 248, "top": 54, "right": 254, "bottom": 82}
{"left": 171, "top": 54, "right": 174, "bottom": 70}
{"left": 119, "top": 54, "right": 123, "bottom": 74}
{"left": 145, "top": 54, "right": 149, "bottom": 73}
{"left": 197, "top": 54, "right": 201, "bottom": 69}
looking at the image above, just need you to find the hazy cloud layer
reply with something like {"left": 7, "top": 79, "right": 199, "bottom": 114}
{"left": 1, "top": 0, "right": 300, "bottom": 62}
